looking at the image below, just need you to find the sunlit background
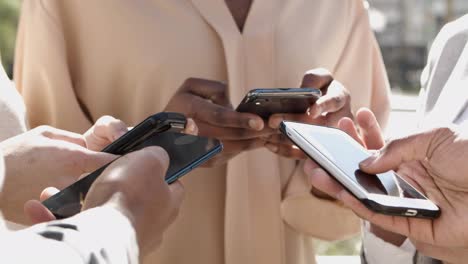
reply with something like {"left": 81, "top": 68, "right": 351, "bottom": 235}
{"left": 369, "top": 0, "right": 468, "bottom": 93}
{"left": 0, "top": 0, "right": 467, "bottom": 258}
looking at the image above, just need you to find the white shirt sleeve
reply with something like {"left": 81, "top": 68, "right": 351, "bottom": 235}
{"left": 362, "top": 221, "right": 415, "bottom": 264}
{"left": 0, "top": 206, "right": 139, "bottom": 264}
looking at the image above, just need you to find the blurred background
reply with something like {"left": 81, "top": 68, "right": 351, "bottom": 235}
{"left": 0, "top": 0, "right": 466, "bottom": 258}
{"left": 369, "top": 0, "right": 468, "bottom": 93}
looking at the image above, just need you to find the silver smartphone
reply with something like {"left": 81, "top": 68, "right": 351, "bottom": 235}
{"left": 280, "top": 121, "right": 440, "bottom": 219}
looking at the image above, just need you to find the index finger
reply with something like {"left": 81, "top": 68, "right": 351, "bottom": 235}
{"left": 356, "top": 108, "right": 385, "bottom": 150}
{"left": 181, "top": 78, "right": 232, "bottom": 107}
{"left": 192, "top": 96, "right": 265, "bottom": 131}
{"left": 359, "top": 130, "right": 438, "bottom": 174}
{"left": 338, "top": 117, "right": 365, "bottom": 146}
{"left": 37, "top": 126, "right": 87, "bottom": 148}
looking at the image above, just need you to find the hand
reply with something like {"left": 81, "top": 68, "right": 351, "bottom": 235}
{"left": 165, "top": 78, "right": 276, "bottom": 166}
{"left": 0, "top": 126, "right": 117, "bottom": 223}
{"left": 307, "top": 124, "right": 468, "bottom": 249}
{"left": 83, "top": 147, "right": 184, "bottom": 254}
{"left": 27, "top": 147, "right": 184, "bottom": 255}
{"left": 265, "top": 68, "right": 352, "bottom": 159}
{"left": 23, "top": 116, "right": 195, "bottom": 224}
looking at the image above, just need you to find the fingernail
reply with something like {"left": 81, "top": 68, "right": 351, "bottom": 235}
{"left": 185, "top": 124, "right": 195, "bottom": 134}
{"left": 249, "top": 119, "right": 263, "bottom": 130}
{"left": 265, "top": 143, "right": 278, "bottom": 153}
{"left": 360, "top": 156, "right": 376, "bottom": 167}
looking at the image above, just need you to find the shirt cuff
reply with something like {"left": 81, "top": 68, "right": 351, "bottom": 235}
{"left": 362, "top": 221, "right": 415, "bottom": 264}
{"left": 25, "top": 206, "right": 139, "bottom": 264}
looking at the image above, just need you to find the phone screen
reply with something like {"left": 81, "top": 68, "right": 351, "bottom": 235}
{"left": 43, "top": 131, "right": 222, "bottom": 218}
{"left": 294, "top": 125, "right": 426, "bottom": 199}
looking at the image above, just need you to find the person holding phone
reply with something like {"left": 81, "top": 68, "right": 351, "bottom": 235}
{"left": 304, "top": 14, "right": 468, "bottom": 264}
{"left": 14, "top": 1, "right": 390, "bottom": 264}
{"left": 0, "top": 54, "right": 198, "bottom": 226}
{"left": 306, "top": 115, "right": 468, "bottom": 264}
{"left": 1, "top": 146, "right": 185, "bottom": 264}
{"left": 0, "top": 53, "right": 125, "bottom": 224}
{"left": 0, "top": 53, "right": 186, "bottom": 263}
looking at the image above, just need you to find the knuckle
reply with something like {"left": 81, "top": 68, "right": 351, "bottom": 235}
{"left": 181, "top": 77, "right": 199, "bottom": 92}
{"left": 433, "top": 127, "right": 452, "bottom": 137}
{"left": 184, "top": 77, "right": 197, "bottom": 85}
{"left": 242, "top": 140, "right": 256, "bottom": 151}
{"left": 35, "top": 125, "right": 53, "bottom": 136}
{"left": 146, "top": 147, "right": 170, "bottom": 171}
{"left": 303, "top": 68, "right": 333, "bottom": 87}
{"left": 238, "top": 128, "right": 251, "bottom": 139}
{"left": 67, "top": 150, "right": 89, "bottom": 174}
{"left": 305, "top": 68, "right": 332, "bottom": 77}
{"left": 332, "top": 96, "right": 344, "bottom": 107}
{"left": 212, "top": 108, "right": 229, "bottom": 124}
{"left": 129, "top": 147, "right": 170, "bottom": 177}
{"left": 96, "top": 115, "right": 114, "bottom": 125}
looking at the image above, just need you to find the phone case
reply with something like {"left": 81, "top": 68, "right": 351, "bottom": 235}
{"left": 237, "top": 88, "right": 321, "bottom": 119}
{"left": 102, "top": 112, "right": 187, "bottom": 154}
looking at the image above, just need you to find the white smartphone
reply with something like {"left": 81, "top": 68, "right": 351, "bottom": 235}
{"left": 280, "top": 121, "right": 440, "bottom": 219}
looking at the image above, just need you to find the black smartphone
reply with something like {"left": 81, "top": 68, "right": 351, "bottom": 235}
{"left": 280, "top": 121, "right": 440, "bottom": 219}
{"left": 42, "top": 131, "right": 223, "bottom": 219}
{"left": 236, "top": 88, "right": 321, "bottom": 119}
{"left": 101, "top": 112, "right": 187, "bottom": 155}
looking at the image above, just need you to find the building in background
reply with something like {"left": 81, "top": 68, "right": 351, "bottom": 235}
{"left": 367, "top": 0, "right": 468, "bottom": 92}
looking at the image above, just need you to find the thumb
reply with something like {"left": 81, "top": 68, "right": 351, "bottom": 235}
{"left": 24, "top": 200, "right": 56, "bottom": 224}
{"left": 300, "top": 68, "right": 333, "bottom": 89}
{"left": 359, "top": 130, "right": 437, "bottom": 173}
{"left": 40, "top": 187, "right": 60, "bottom": 202}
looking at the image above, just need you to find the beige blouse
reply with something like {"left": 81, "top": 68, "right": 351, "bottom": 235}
{"left": 15, "top": 1, "right": 391, "bottom": 264}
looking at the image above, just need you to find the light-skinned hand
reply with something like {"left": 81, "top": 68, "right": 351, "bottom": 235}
{"left": 27, "top": 147, "right": 184, "bottom": 256}
{"left": 1, "top": 116, "right": 127, "bottom": 223}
